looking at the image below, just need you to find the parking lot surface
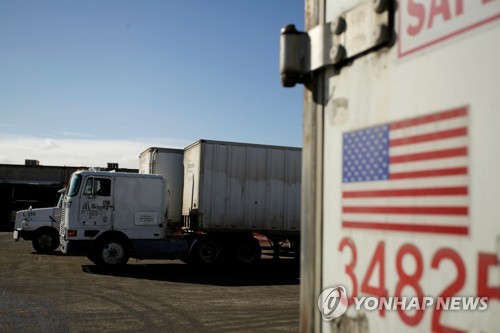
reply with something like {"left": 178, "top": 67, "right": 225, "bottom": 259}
{"left": 0, "top": 232, "right": 300, "bottom": 332}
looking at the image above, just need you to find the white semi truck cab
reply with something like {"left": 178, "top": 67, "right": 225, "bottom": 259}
{"left": 13, "top": 188, "right": 66, "bottom": 253}
{"left": 59, "top": 170, "right": 187, "bottom": 265}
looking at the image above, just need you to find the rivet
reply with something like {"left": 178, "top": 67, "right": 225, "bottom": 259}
{"left": 331, "top": 17, "right": 347, "bottom": 35}
{"left": 330, "top": 45, "right": 347, "bottom": 63}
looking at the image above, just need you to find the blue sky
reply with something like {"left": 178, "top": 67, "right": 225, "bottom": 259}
{"left": 0, "top": 0, "right": 304, "bottom": 168}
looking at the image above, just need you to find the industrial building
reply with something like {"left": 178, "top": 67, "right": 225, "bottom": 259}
{"left": 0, "top": 160, "right": 137, "bottom": 230}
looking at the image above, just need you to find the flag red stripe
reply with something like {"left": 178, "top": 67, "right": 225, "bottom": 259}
{"left": 390, "top": 107, "right": 467, "bottom": 130}
{"left": 343, "top": 206, "right": 468, "bottom": 215}
{"left": 390, "top": 167, "right": 468, "bottom": 179}
{"left": 390, "top": 147, "right": 467, "bottom": 164}
{"left": 390, "top": 127, "right": 467, "bottom": 147}
{"left": 343, "top": 187, "right": 467, "bottom": 198}
{"left": 342, "top": 221, "right": 469, "bottom": 235}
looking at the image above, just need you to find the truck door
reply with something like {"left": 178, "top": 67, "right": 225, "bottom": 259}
{"left": 79, "top": 176, "right": 113, "bottom": 227}
{"left": 281, "top": 0, "right": 500, "bottom": 332}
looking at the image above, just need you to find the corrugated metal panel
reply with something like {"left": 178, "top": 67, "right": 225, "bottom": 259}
{"left": 184, "top": 140, "right": 301, "bottom": 234}
{"left": 138, "top": 148, "right": 153, "bottom": 174}
{"left": 182, "top": 143, "right": 201, "bottom": 216}
{"left": 138, "top": 148, "right": 184, "bottom": 225}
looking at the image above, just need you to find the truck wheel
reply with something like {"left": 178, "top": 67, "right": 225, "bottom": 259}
{"left": 236, "top": 238, "right": 261, "bottom": 264}
{"left": 95, "top": 239, "right": 129, "bottom": 266}
{"left": 32, "top": 229, "right": 60, "bottom": 253}
{"left": 197, "top": 238, "right": 223, "bottom": 265}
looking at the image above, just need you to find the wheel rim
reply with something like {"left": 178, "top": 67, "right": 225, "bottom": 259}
{"left": 37, "top": 233, "right": 54, "bottom": 250}
{"left": 237, "top": 240, "right": 260, "bottom": 263}
{"left": 101, "top": 242, "right": 125, "bottom": 265}
{"left": 199, "top": 241, "right": 220, "bottom": 264}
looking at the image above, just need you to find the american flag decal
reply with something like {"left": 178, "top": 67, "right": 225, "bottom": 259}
{"left": 342, "top": 107, "right": 469, "bottom": 235}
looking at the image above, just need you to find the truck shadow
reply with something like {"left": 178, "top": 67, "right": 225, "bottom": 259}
{"left": 30, "top": 250, "right": 66, "bottom": 256}
{"left": 81, "top": 257, "right": 300, "bottom": 287}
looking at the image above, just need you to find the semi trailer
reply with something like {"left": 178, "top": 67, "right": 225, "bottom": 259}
{"left": 280, "top": 0, "right": 500, "bottom": 332}
{"left": 60, "top": 140, "right": 301, "bottom": 266}
{"left": 138, "top": 147, "right": 184, "bottom": 231}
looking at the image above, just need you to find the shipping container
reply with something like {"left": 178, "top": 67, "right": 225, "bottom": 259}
{"left": 139, "top": 147, "right": 184, "bottom": 229}
{"left": 280, "top": 0, "right": 500, "bottom": 331}
{"left": 183, "top": 140, "right": 301, "bottom": 236}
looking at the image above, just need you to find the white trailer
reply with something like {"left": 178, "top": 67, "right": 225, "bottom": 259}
{"left": 60, "top": 140, "right": 301, "bottom": 266}
{"left": 281, "top": 0, "right": 500, "bottom": 332}
{"left": 183, "top": 140, "right": 301, "bottom": 264}
{"left": 13, "top": 188, "right": 65, "bottom": 253}
{"left": 139, "top": 147, "right": 184, "bottom": 230}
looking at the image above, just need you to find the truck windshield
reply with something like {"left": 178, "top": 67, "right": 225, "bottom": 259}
{"left": 67, "top": 174, "right": 82, "bottom": 197}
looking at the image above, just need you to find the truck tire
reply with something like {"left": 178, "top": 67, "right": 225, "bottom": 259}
{"left": 194, "top": 238, "right": 224, "bottom": 265}
{"left": 235, "top": 238, "right": 261, "bottom": 264}
{"left": 32, "top": 228, "right": 60, "bottom": 254}
{"left": 94, "top": 238, "right": 129, "bottom": 266}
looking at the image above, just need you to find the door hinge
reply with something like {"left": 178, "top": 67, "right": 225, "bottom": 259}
{"left": 280, "top": 0, "right": 395, "bottom": 87}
